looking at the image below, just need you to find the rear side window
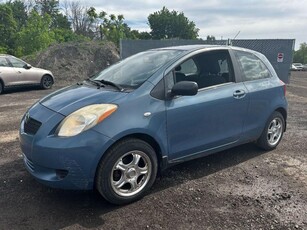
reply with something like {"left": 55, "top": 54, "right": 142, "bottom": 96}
{"left": 0, "top": 57, "right": 9, "bottom": 67}
{"left": 234, "top": 50, "right": 271, "bottom": 81}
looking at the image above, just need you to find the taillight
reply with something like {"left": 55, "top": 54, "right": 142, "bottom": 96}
{"left": 280, "top": 80, "right": 286, "bottom": 96}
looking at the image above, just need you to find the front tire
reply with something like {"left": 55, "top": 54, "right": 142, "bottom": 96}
{"left": 96, "top": 138, "right": 158, "bottom": 205}
{"left": 257, "top": 111, "right": 285, "bottom": 150}
{"left": 0, "top": 81, "right": 3, "bottom": 94}
{"left": 41, "top": 75, "right": 53, "bottom": 89}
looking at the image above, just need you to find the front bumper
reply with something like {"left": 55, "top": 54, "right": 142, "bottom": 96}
{"left": 19, "top": 103, "right": 114, "bottom": 190}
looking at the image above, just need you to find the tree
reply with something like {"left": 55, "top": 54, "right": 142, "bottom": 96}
{"left": 101, "top": 14, "right": 127, "bottom": 46}
{"left": 0, "top": 4, "right": 17, "bottom": 53}
{"left": 33, "top": 0, "right": 73, "bottom": 43}
{"left": 127, "top": 30, "right": 151, "bottom": 40}
{"left": 52, "top": 13, "right": 71, "bottom": 30}
{"left": 63, "top": 0, "right": 92, "bottom": 36}
{"left": 52, "top": 28, "right": 89, "bottom": 43}
{"left": 148, "top": 7, "right": 199, "bottom": 39}
{"left": 35, "top": 0, "right": 70, "bottom": 29}
{"left": 17, "top": 10, "right": 55, "bottom": 55}
{"left": 35, "top": 0, "right": 59, "bottom": 15}
{"left": 77, "top": 6, "right": 133, "bottom": 46}
{"left": 7, "top": 0, "right": 28, "bottom": 31}
{"left": 206, "top": 35, "right": 216, "bottom": 42}
{"left": 294, "top": 43, "right": 307, "bottom": 64}
{"left": 137, "top": 31, "right": 152, "bottom": 39}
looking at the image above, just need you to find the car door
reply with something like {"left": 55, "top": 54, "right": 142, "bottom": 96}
{"left": 6, "top": 56, "right": 27, "bottom": 85}
{"left": 0, "top": 56, "right": 20, "bottom": 86}
{"left": 165, "top": 49, "right": 250, "bottom": 162}
{"left": 7, "top": 56, "right": 38, "bottom": 85}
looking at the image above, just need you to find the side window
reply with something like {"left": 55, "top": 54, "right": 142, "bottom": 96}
{"left": 185, "top": 50, "right": 234, "bottom": 89}
{"left": 7, "top": 57, "right": 26, "bottom": 68}
{"left": 174, "top": 58, "right": 199, "bottom": 85}
{"left": 0, "top": 57, "right": 9, "bottom": 67}
{"left": 219, "top": 59, "right": 229, "bottom": 73}
{"left": 169, "top": 50, "right": 234, "bottom": 91}
{"left": 165, "top": 71, "right": 175, "bottom": 92}
{"left": 234, "top": 50, "right": 271, "bottom": 81}
{"left": 179, "top": 59, "right": 198, "bottom": 75}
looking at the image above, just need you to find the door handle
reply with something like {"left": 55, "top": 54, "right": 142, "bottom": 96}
{"left": 233, "top": 90, "right": 246, "bottom": 99}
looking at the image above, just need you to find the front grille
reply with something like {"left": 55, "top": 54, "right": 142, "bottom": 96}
{"left": 24, "top": 116, "right": 42, "bottom": 135}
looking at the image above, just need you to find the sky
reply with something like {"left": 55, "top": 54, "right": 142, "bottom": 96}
{"left": 71, "top": 0, "right": 306, "bottom": 50}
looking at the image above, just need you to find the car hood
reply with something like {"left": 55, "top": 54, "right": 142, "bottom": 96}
{"left": 40, "top": 84, "right": 127, "bottom": 116}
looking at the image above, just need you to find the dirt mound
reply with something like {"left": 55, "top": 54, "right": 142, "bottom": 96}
{"left": 25, "top": 41, "right": 120, "bottom": 86}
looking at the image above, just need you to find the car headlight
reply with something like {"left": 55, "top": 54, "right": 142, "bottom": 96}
{"left": 56, "top": 104, "right": 117, "bottom": 137}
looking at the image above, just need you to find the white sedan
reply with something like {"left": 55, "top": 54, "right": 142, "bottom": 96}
{"left": 0, "top": 54, "right": 54, "bottom": 94}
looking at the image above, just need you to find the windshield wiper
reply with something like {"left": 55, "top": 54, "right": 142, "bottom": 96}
{"left": 99, "top": 79, "right": 124, "bottom": 92}
{"left": 86, "top": 78, "right": 104, "bottom": 88}
{"left": 86, "top": 78, "right": 124, "bottom": 91}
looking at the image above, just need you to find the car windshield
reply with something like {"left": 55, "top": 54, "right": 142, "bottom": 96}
{"left": 92, "top": 50, "right": 182, "bottom": 89}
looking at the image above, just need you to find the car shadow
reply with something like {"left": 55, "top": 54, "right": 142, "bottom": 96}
{"left": 154, "top": 143, "right": 266, "bottom": 191}
{"left": 0, "top": 143, "right": 267, "bottom": 229}
{"left": 2, "top": 86, "right": 42, "bottom": 94}
{"left": 1, "top": 86, "right": 49, "bottom": 94}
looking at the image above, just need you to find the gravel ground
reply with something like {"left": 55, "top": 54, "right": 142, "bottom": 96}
{"left": 0, "top": 72, "right": 306, "bottom": 230}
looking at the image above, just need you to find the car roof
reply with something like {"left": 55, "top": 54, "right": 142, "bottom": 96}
{"left": 154, "top": 44, "right": 219, "bottom": 51}
{"left": 151, "top": 44, "right": 257, "bottom": 54}
{"left": 0, "top": 54, "right": 14, "bottom": 58}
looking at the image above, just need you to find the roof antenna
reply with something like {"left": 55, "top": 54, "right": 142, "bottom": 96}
{"left": 233, "top": 31, "right": 241, "bottom": 40}
{"left": 227, "top": 31, "right": 240, "bottom": 46}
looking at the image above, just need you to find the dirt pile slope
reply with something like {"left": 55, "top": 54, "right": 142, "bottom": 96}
{"left": 25, "top": 41, "right": 120, "bottom": 86}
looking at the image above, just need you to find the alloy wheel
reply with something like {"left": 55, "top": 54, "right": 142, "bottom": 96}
{"left": 111, "top": 150, "right": 152, "bottom": 197}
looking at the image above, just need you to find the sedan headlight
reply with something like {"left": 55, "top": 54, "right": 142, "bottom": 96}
{"left": 56, "top": 104, "right": 117, "bottom": 137}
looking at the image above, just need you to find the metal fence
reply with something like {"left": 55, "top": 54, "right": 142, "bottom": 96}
{"left": 120, "top": 39, "right": 295, "bottom": 83}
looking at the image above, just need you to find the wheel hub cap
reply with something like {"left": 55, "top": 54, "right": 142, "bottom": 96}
{"left": 111, "top": 151, "right": 152, "bottom": 197}
{"left": 127, "top": 168, "right": 137, "bottom": 179}
{"left": 267, "top": 117, "right": 283, "bottom": 146}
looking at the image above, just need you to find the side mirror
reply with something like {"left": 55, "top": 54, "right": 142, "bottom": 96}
{"left": 24, "top": 64, "right": 32, "bottom": 69}
{"left": 171, "top": 81, "right": 198, "bottom": 97}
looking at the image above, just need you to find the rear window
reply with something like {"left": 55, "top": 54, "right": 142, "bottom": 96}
{"left": 234, "top": 50, "right": 271, "bottom": 81}
{"left": 0, "top": 57, "right": 9, "bottom": 67}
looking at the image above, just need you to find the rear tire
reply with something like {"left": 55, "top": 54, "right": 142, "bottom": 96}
{"left": 41, "top": 75, "right": 53, "bottom": 89}
{"left": 257, "top": 111, "right": 285, "bottom": 150}
{"left": 96, "top": 138, "right": 158, "bottom": 205}
{"left": 0, "top": 81, "right": 3, "bottom": 94}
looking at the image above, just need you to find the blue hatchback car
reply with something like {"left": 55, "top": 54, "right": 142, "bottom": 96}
{"left": 19, "top": 45, "right": 287, "bottom": 204}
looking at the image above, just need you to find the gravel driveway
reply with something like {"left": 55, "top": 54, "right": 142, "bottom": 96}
{"left": 0, "top": 72, "right": 306, "bottom": 230}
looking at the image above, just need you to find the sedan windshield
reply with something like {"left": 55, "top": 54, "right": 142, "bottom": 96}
{"left": 93, "top": 50, "right": 182, "bottom": 89}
